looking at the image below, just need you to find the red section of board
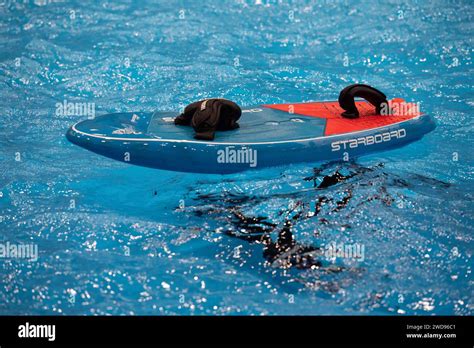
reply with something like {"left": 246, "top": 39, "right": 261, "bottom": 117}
{"left": 263, "top": 98, "right": 422, "bottom": 136}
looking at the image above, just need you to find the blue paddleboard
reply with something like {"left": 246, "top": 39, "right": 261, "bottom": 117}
{"left": 66, "top": 99, "right": 435, "bottom": 174}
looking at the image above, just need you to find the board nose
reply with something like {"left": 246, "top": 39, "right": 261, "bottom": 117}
{"left": 67, "top": 112, "right": 150, "bottom": 141}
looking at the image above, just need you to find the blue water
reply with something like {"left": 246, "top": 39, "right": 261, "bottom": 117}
{"left": 0, "top": 0, "right": 473, "bottom": 315}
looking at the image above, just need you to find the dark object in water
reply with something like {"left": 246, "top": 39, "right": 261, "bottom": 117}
{"left": 225, "top": 205, "right": 321, "bottom": 269}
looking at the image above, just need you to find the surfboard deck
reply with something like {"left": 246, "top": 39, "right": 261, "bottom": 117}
{"left": 66, "top": 99, "right": 435, "bottom": 173}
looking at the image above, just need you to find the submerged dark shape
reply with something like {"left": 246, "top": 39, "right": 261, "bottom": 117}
{"left": 304, "top": 161, "right": 379, "bottom": 189}
{"left": 262, "top": 219, "right": 322, "bottom": 270}
{"left": 224, "top": 203, "right": 322, "bottom": 270}
{"left": 317, "top": 171, "right": 348, "bottom": 189}
{"left": 189, "top": 161, "right": 452, "bottom": 276}
{"left": 334, "top": 189, "right": 353, "bottom": 211}
{"left": 227, "top": 210, "right": 276, "bottom": 240}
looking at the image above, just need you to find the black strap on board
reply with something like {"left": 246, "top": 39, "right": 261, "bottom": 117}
{"left": 174, "top": 99, "right": 241, "bottom": 140}
{"left": 338, "top": 84, "right": 389, "bottom": 119}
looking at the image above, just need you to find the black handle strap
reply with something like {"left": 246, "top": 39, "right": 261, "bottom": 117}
{"left": 338, "top": 84, "right": 389, "bottom": 119}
